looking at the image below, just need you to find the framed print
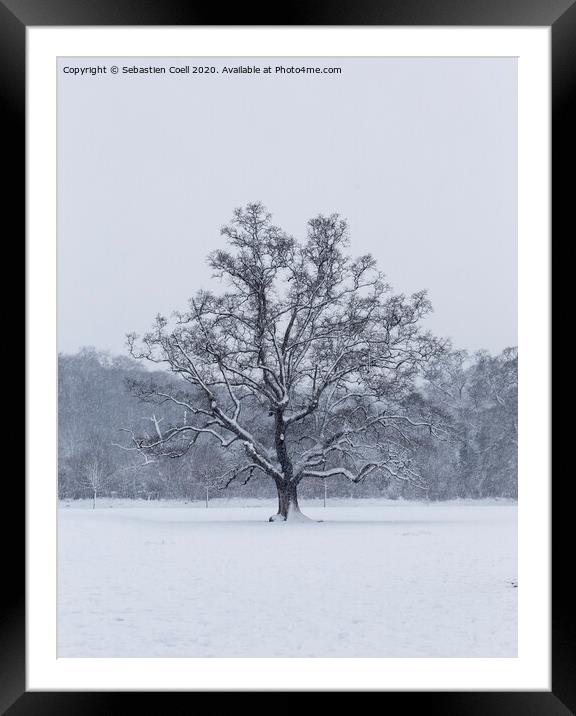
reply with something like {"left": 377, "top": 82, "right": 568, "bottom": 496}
{"left": 5, "top": 0, "right": 570, "bottom": 711}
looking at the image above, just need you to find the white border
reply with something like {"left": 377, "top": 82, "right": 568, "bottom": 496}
{"left": 27, "top": 27, "right": 550, "bottom": 691}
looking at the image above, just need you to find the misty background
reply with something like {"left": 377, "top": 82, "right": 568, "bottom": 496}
{"left": 58, "top": 57, "right": 517, "bottom": 356}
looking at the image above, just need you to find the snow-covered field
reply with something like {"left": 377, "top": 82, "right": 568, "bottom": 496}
{"left": 58, "top": 498, "right": 517, "bottom": 657}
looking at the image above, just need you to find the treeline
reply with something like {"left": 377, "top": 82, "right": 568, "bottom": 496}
{"left": 58, "top": 346, "right": 517, "bottom": 502}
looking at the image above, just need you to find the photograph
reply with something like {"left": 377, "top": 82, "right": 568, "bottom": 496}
{"left": 56, "top": 55, "right": 519, "bottom": 659}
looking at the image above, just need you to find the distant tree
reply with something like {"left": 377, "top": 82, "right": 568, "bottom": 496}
{"left": 123, "top": 203, "right": 446, "bottom": 520}
{"left": 467, "top": 347, "right": 518, "bottom": 497}
{"left": 82, "top": 454, "right": 108, "bottom": 509}
{"left": 420, "top": 347, "right": 518, "bottom": 499}
{"left": 76, "top": 433, "right": 117, "bottom": 508}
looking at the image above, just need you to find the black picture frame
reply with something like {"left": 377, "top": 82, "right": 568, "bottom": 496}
{"left": 6, "top": 0, "right": 568, "bottom": 711}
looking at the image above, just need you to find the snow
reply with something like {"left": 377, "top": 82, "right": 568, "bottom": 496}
{"left": 58, "top": 498, "right": 517, "bottom": 657}
{"left": 269, "top": 502, "right": 314, "bottom": 522}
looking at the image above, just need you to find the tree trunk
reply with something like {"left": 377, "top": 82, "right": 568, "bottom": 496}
{"left": 270, "top": 481, "right": 308, "bottom": 522}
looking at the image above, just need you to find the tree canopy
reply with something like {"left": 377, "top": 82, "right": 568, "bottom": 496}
{"left": 123, "top": 203, "right": 448, "bottom": 520}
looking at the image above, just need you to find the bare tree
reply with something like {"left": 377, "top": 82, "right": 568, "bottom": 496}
{"left": 82, "top": 455, "right": 107, "bottom": 509}
{"left": 123, "top": 203, "right": 446, "bottom": 520}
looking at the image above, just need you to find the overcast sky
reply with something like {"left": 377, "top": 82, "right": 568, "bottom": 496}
{"left": 58, "top": 57, "right": 517, "bottom": 356}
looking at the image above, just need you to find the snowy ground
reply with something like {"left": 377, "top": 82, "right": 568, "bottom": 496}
{"left": 58, "top": 498, "right": 517, "bottom": 657}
